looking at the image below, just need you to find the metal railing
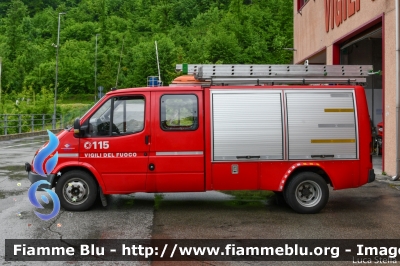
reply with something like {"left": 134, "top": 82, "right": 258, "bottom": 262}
{"left": 0, "top": 114, "right": 63, "bottom": 135}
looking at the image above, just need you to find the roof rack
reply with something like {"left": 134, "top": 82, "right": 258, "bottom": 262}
{"left": 175, "top": 64, "right": 375, "bottom": 85}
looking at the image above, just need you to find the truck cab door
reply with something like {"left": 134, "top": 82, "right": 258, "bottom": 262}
{"left": 79, "top": 93, "right": 150, "bottom": 193}
{"left": 147, "top": 91, "right": 204, "bottom": 192}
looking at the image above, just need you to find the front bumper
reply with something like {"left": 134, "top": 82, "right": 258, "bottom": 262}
{"left": 25, "top": 162, "right": 56, "bottom": 189}
{"left": 368, "top": 169, "right": 375, "bottom": 183}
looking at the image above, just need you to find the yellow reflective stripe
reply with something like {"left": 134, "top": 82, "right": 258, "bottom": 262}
{"left": 324, "top": 108, "right": 354, "bottom": 112}
{"left": 311, "top": 139, "right": 356, "bottom": 143}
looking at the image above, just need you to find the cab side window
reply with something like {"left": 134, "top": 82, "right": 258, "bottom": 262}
{"left": 160, "top": 94, "right": 198, "bottom": 131}
{"left": 113, "top": 97, "right": 145, "bottom": 134}
{"left": 88, "top": 96, "right": 145, "bottom": 137}
{"left": 89, "top": 99, "right": 112, "bottom": 136}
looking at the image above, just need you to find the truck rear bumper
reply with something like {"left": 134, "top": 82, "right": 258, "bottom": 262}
{"left": 368, "top": 169, "right": 375, "bottom": 183}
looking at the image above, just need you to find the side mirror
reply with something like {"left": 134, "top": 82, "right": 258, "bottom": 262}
{"left": 73, "top": 118, "right": 82, "bottom": 138}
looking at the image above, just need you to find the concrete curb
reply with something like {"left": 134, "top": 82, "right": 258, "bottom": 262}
{"left": 375, "top": 174, "right": 400, "bottom": 186}
{"left": 0, "top": 129, "right": 64, "bottom": 141}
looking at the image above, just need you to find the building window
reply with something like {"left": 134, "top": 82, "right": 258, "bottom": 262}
{"left": 297, "top": 0, "right": 309, "bottom": 11}
{"left": 160, "top": 94, "right": 198, "bottom": 131}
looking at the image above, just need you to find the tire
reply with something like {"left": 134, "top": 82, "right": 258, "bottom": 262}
{"left": 284, "top": 172, "right": 329, "bottom": 214}
{"left": 55, "top": 170, "right": 98, "bottom": 211}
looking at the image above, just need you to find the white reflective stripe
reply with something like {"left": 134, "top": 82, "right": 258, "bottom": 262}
{"left": 58, "top": 153, "right": 79, "bottom": 157}
{"left": 156, "top": 151, "right": 203, "bottom": 156}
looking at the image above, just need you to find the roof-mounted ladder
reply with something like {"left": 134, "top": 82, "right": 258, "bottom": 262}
{"left": 176, "top": 64, "right": 375, "bottom": 85}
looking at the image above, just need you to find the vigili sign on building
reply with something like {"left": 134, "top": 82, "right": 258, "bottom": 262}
{"left": 325, "top": 0, "right": 361, "bottom": 32}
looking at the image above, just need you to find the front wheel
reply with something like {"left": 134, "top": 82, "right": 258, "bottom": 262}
{"left": 55, "top": 170, "right": 98, "bottom": 211}
{"left": 284, "top": 172, "right": 329, "bottom": 214}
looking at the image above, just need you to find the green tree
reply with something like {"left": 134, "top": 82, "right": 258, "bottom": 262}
{"left": 0, "top": 0, "right": 294, "bottom": 97}
{"left": 59, "top": 40, "right": 93, "bottom": 94}
{"left": 4, "top": 0, "right": 27, "bottom": 60}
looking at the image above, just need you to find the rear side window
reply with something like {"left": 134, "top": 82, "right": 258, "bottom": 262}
{"left": 160, "top": 94, "right": 198, "bottom": 131}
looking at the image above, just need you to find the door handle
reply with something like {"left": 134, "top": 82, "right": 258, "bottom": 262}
{"left": 145, "top": 135, "right": 149, "bottom": 145}
{"left": 311, "top": 154, "right": 334, "bottom": 158}
{"left": 236, "top": 155, "right": 261, "bottom": 159}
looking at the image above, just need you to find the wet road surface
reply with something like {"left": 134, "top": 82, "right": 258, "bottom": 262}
{"left": 1, "top": 134, "right": 399, "bottom": 266}
{"left": 0, "top": 135, "right": 154, "bottom": 266}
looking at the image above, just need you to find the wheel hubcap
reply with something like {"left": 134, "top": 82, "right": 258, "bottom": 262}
{"left": 63, "top": 179, "right": 89, "bottom": 205}
{"left": 295, "top": 180, "right": 322, "bottom": 207}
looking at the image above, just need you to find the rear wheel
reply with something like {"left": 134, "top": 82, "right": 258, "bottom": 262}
{"left": 55, "top": 170, "right": 98, "bottom": 211}
{"left": 284, "top": 172, "right": 329, "bottom": 214}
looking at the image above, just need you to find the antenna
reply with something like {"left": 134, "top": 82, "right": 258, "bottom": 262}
{"left": 155, "top": 41, "right": 162, "bottom": 85}
{"left": 115, "top": 37, "right": 124, "bottom": 88}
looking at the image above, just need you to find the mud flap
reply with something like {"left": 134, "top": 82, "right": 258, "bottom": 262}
{"left": 99, "top": 186, "right": 107, "bottom": 207}
{"left": 368, "top": 169, "right": 375, "bottom": 183}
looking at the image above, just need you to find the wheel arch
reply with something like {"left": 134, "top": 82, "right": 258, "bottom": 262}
{"left": 281, "top": 165, "right": 333, "bottom": 192}
{"left": 52, "top": 164, "right": 105, "bottom": 191}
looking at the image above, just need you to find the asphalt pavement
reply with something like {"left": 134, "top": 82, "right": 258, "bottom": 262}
{"left": 0, "top": 134, "right": 154, "bottom": 266}
{"left": 373, "top": 155, "right": 382, "bottom": 175}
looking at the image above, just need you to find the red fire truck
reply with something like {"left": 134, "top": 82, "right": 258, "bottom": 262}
{"left": 375, "top": 121, "right": 383, "bottom": 155}
{"left": 25, "top": 64, "right": 375, "bottom": 214}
